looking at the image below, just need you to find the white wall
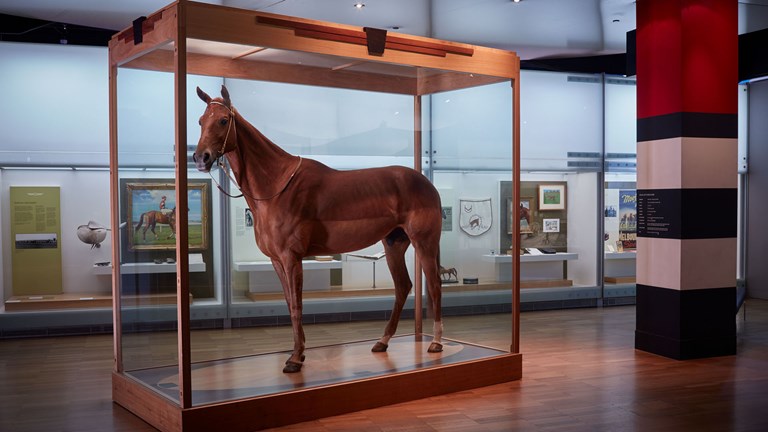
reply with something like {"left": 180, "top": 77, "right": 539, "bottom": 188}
{"left": 566, "top": 172, "right": 598, "bottom": 286}
{"left": 605, "top": 78, "right": 637, "bottom": 155}
{"left": 0, "top": 42, "right": 108, "bottom": 166}
{"left": 430, "top": 81, "right": 513, "bottom": 170}
{"left": 521, "top": 71, "right": 603, "bottom": 170}
{"left": 434, "top": 172, "right": 511, "bottom": 282}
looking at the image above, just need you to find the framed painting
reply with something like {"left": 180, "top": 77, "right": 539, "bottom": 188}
{"left": 125, "top": 180, "right": 210, "bottom": 251}
{"left": 508, "top": 197, "right": 533, "bottom": 234}
{"left": 538, "top": 184, "right": 566, "bottom": 211}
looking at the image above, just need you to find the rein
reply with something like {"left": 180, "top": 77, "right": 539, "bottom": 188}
{"left": 206, "top": 101, "right": 303, "bottom": 201}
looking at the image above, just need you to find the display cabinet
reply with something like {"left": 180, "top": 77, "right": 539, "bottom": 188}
{"left": 108, "top": 2, "right": 521, "bottom": 430}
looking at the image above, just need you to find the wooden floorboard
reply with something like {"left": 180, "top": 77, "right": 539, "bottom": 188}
{"left": 1, "top": 300, "right": 767, "bottom": 431}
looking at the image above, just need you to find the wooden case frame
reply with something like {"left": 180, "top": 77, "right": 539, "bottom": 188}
{"left": 108, "top": 2, "right": 522, "bottom": 430}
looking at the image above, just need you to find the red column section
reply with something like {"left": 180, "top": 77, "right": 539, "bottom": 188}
{"left": 637, "top": 0, "right": 737, "bottom": 119}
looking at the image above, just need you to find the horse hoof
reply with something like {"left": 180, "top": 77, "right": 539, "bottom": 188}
{"left": 427, "top": 342, "right": 443, "bottom": 353}
{"left": 283, "top": 361, "right": 303, "bottom": 373}
{"left": 284, "top": 355, "right": 305, "bottom": 365}
{"left": 371, "top": 342, "right": 388, "bottom": 352}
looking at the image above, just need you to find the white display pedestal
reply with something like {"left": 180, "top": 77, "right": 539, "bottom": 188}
{"left": 482, "top": 253, "right": 579, "bottom": 283}
{"left": 234, "top": 260, "right": 342, "bottom": 293}
{"left": 92, "top": 260, "right": 207, "bottom": 275}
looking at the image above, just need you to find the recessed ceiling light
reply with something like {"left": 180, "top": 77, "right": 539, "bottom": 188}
{"left": 512, "top": 0, "right": 522, "bottom": 3}
{"left": 354, "top": 2, "right": 365, "bottom": 9}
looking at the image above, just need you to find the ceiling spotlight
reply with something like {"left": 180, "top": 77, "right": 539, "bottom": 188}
{"left": 354, "top": 2, "right": 365, "bottom": 9}
{"left": 512, "top": 0, "right": 522, "bottom": 3}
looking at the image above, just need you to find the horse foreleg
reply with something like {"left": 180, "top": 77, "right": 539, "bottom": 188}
{"left": 167, "top": 224, "right": 176, "bottom": 239}
{"left": 272, "top": 257, "right": 305, "bottom": 373}
{"left": 372, "top": 234, "right": 412, "bottom": 352}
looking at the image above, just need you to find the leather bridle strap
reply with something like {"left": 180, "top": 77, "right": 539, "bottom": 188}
{"left": 206, "top": 101, "right": 302, "bottom": 201}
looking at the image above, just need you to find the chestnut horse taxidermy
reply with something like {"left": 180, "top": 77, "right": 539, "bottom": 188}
{"left": 194, "top": 86, "right": 444, "bottom": 373}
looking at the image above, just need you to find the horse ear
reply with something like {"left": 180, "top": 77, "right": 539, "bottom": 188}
{"left": 221, "top": 85, "right": 231, "bottom": 108}
{"left": 197, "top": 86, "right": 211, "bottom": 104}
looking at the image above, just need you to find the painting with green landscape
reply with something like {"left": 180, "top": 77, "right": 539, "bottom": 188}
{"left": 538, "top": 184, "right": 566, "bottom": 211}
{"left": 126, "top": 181, "right": 210, "bottom": 251}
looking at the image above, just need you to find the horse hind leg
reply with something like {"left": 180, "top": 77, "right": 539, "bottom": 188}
{"left": 411, "top": 236, "right": 443, "bottom": 353}
{"left": 372, "top": 228, "right": 412, "bottom": 353}
{"left": 272, "top": 257, "right": 306, "bottom": 373}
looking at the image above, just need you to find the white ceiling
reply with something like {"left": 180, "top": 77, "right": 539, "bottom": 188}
{"left": 1, "top": 0, "right": 768, "bottom": 60}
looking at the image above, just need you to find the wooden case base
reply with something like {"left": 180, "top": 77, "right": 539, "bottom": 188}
{"left": 113, "top": 335, "right": 522, "bottom": 431}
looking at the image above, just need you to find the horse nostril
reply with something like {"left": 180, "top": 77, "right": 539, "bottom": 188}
{"left": 203, "top": 152, "right": 211, "bottom": 163}
{"left": 192, "top": 153, "right": 198, "bottom": 162}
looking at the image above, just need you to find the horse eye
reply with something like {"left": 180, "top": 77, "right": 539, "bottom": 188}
{"left": 198, "top": 119, "right": 201, "bottom": 126}
{"left": 219, "top": 118, "right": 228, "bottom": 126}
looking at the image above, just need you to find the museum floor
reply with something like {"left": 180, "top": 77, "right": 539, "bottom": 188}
{"left": 1, "top": 301, "right": 767, "bottom": 432}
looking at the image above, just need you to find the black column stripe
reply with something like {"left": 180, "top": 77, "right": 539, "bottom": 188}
{"left": 637, "top": 188, "right": 737, "bottom": 239}
{"left": 635, "top": 284, "right": 736, "bottom": 359}
{"left": 638, "top": 112, "right": 737, "bottom": 142}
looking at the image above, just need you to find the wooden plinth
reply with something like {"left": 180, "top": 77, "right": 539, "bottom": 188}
{"left": 604, "top": 276, "right": 636, "bottom": 284}
{"left": 113, "top": 335, "right": 522, "bottom": 432}
{"left": 5, "top": 294, "right": 112, "bottom": 311}
{"left": 4, "top": 293, "right": 191, "bottom": 312}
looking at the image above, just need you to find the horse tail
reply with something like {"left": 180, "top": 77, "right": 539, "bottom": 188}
{"left": 135, "top": 213, "right": 145, "bottom": 232}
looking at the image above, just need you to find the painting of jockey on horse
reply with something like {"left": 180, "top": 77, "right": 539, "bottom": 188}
{"left": 125, "top": 181, "right": 211, "bottom": 251}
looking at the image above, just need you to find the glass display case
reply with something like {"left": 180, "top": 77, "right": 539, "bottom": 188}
{"left": 603, "top": 75, "right": 638, "bottom": 302}
{"left": 108, "top": 2, "right": 521, "bottom": 430}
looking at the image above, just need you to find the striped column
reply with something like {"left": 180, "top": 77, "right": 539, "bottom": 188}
{"left": 635, "top": 0, "right": 737, "bottom": 359}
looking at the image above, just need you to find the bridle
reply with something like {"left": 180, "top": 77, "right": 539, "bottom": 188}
{"left": 210, "top": 100, "right": 236, "bottom": 158}
{"left": 205, "top": 101, "right": 302, "bottom": 201}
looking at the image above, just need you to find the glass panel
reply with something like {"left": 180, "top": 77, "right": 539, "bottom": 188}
{"left": 517, "top": 172, "right": 600, "bottom": 299}
{"left": 604, "top": 173, "right": 637, "bottom": 294}
{"left": 430, "top": 81, "right": 514, "bottom": 351}
{"left": 521, "top": 70, "right": 603, "bottom": 171}
{"left": 604, "top": 76, "right": 637, "bottom": 299}
{"left": 116, "top": 63, "right": 180, "bottom": 403}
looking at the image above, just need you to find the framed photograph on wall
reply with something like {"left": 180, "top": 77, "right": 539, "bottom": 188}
{"left": 543, "top": 218, "right": 560, "bottom": 233}
{"left": 508, "top": 197, "right": 534, "bottom": 234}
{"left": 125, "top": 180, "right": 210, "bottom": 251}
{"left": 538, "top": 184, "right": 566, "bottom": 211}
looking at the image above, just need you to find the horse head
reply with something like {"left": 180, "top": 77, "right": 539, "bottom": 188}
{"left": 193, "top": 85, "right": 238, "bottom": 172}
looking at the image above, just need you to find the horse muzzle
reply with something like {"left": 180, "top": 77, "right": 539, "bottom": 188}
{"left": 192, "top": 151, "right": 214, "bottom": 172}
